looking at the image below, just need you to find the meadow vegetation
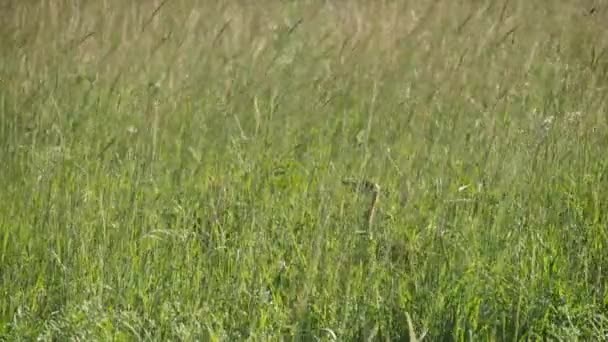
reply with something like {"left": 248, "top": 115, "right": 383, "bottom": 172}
{"left": 1, "top": 0, "right": 608, "bottom": 340}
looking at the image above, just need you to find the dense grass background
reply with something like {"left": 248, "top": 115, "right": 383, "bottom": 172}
{"left": 1, "top": 0, "right": 608, "bottom": 340}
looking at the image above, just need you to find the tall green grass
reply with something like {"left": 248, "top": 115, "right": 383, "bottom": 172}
{"left": 1, "top": 0, "right": 608, "bottom": 340}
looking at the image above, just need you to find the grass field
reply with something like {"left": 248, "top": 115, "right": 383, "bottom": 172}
{"left": 1, "top": 0, "right": 608, "bottom": 340}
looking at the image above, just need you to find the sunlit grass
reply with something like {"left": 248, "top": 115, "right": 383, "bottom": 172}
{"left": 1, "top": 0, "right": 608, "bottom": 340}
